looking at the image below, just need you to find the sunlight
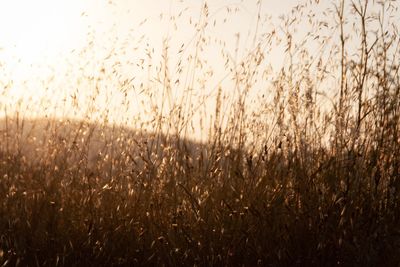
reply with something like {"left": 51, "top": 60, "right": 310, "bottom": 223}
{"left": 1, "top": 1, "right": 400, "bottom": 264}
{"left": 0, "top": 0, "right": 87, "bottom": 66}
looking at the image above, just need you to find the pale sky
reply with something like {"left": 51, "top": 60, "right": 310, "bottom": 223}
{"left": 0, "top": 0, "right": 398, "bottom": 139}
{"left": 0, "top": 1, "right": 300, "bottom": 117}
{"left": 0, "top": 0, "right": 302, "bottom": 72}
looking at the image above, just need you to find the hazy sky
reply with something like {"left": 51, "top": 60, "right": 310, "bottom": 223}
{"left": 0, "top": 0, "right": 309, "bottom": 77}
{"left": 0, "top": 0, "right": 398, "bottom": 137}
{"left": 0, "top": 1, "right": 304, "bottom": 117}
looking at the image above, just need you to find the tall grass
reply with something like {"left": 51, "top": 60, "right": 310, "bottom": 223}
{"left": 0, "top": 0, "right": 399, "bottom": 266}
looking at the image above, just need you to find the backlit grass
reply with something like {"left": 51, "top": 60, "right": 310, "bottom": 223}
{"left": 0, "top": 1, "right": 399, "bottom": 266}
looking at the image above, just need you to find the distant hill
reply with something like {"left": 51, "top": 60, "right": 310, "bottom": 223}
{"left": 0, "top": 117, "right": 213, "bottom": 175}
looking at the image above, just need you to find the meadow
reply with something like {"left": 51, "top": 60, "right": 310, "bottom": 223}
{"left": 0, "top": 0, "right": 399, "bottom": 266}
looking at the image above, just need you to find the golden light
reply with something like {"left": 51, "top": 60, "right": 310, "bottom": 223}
{"left": 0, "top": 0, "right": 87, "bottom": 66}
{"left": 0, "top": 0, "right": 91, "bottom": 118}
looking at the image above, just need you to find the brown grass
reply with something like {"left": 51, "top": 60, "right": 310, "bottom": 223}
{"left": 0, "top": 0, "right": 399, "bottom": 266}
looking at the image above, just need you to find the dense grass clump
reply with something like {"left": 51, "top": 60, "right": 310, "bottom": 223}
{"left": 1, "top": 0, "right": 400, "bottom": 266}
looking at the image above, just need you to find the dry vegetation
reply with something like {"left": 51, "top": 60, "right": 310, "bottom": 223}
{"left": 1, "top": 0, "right": 400, "bottom": 266}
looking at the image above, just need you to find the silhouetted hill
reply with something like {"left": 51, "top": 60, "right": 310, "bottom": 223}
{"left": 0, "top": 116, "right": 213, "bottom": 175}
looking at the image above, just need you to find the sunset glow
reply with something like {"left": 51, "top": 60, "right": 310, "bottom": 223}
{"left": 0, "top": 0, "right": 87, "bottom": 65}
{"left": 1, "top": 1, "right": 400, "bottom": 265}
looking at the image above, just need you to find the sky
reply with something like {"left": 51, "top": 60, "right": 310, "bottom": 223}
{"left": 0, "top": 1, "right": 297, "bottom": 118}
{"left": 0, "top": 0, "right": 300, "bottom": 75}
{"left": 0, "top": 0, "right": 398, "bottom": 139}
